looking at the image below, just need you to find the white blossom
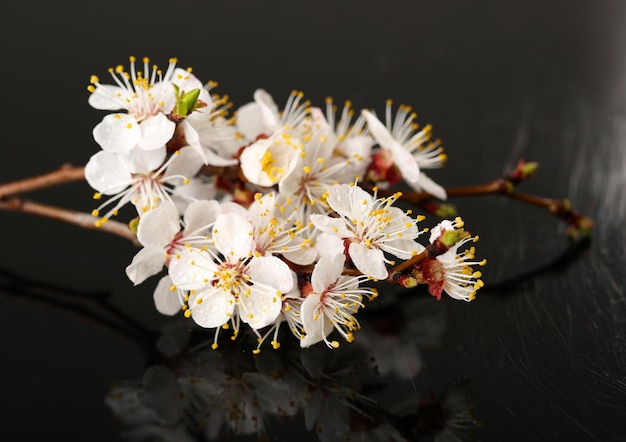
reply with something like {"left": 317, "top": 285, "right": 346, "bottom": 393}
{"left": 427, "top": 219, "right": 486, "bottom": 302}
{"left": 310, "top": 183, "right": 424, "bottom": 280}
{"left": 88, "top": 56, "right": 211, "bottom": 153}
{"left": 85, "top": 146, "right": 204, "bottom": 225}
{"left": 125, "top": 199, "right": 219, "bottom": 285}
{"left": 300, "top": 253, "right": 377, "bottom": 348}
{"left": 362, "top": 101, "right": 447, "bottom": 200}
{"left": 168, "top": 212, "right": 294, "bottom": 347}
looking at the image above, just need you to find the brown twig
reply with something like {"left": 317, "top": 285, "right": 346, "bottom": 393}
{"left": 386, "top": 248, "right": 430, "bottom": 283}
{"left": 0, "top": 197, "right": 138, "bottom": 244}
{"left": 0, "top": 164, "right": 85, "bottom": 200}
{"left": 378, "top": 177, "right": 592, "bottom": 237}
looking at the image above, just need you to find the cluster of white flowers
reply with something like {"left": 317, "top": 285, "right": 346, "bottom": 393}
{"left": 85, "top": 56, "right": 485, "bottom": 350}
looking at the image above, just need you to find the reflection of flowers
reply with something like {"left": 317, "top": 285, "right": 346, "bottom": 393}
{"left": 106, "top": 292, "right": 481, "bottom": 441}
{"left": 416, "top": 378, "right": 482, "bottom": 441}
{"left": 358, "top": 295, "right": 446, "bottom": 381}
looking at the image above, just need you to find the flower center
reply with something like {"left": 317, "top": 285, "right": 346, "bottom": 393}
{"left": 215, "top": 262, "right": 246, "bottom": 293}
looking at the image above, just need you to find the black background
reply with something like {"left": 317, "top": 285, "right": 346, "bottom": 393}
{"left": 1, "top": 1, "right": 625, "bottom": 441}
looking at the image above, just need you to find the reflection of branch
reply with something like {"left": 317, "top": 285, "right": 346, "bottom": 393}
{"left": 0, "top": 164, "right": 85, "bottom": 199}
{"left": 0, "top": 267, "right": 156, "bottom": 351}
{"left": 480, "top": 236, "right": 592, "bottom": 296}
{"left": 0, "top": 197, "right": 138, "bottom": 244}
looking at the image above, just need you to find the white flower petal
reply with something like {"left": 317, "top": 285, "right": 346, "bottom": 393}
{"left": 282, "top": 246, "right": 317, "bottom": 266}
{"left": 183, "top": 199, "right": 219, "bottom": 235}
{"left": 216, "top": 201, "right": 250, "bottom": 218}
{"left": 277, "top": 155, "right": 305, "bottom": 197}
{"left": 125, "top": 245, "right": 167, "bottom": 285}
{"left": 327, "top": 184, "right": 372, "bottom": 220}
{"left": 213, "top": 213, "right": 253, "bottom": 260}
{"left": 201, "top": 148, "right": 240, "bottom": 167}
{"left": 238, "top": 282, "right": 283, "bottom": 330}
{"left": 362, "top": 109, "right": 421, "bottom": 183}
{"left": 311, "top": 253, "right": 345, "bottom": 294}
{"left": 341, "top": 135, "right": 374, "bottom": 161}
{"left": 170, "top": 178, "right": 217, "bottom": 214}
{"left": 181, "top": 120, "right": 205, "bottom": 162}
{"left": 191, "top": 287, "right": 235, "bottom": 328}
{"left": 312, "top": 232, "right": 345, "bottom": 258}
{"left": 309, "top": 214, "right": 353, "bottom": 238}
{"left": 138, "top": 113, "right": 176, "bottom": 151}
{"left": 153, "top": 275, "right": 183, "bottom": 316}
{"left": 254, "top": 89, "right": 280, "bottom": 119}
{"left": 84, "top": 151, "right": 131, "bottom": 194}
{"left": 258, "top": 101, "right": 280, "bottom": 133}
{"left": 408, "top": 172, "right": 448, "bottom": 201}
{"left": 349, "top": 242, "right": 388, "bottom": 280}
{"left": 137, "top": 202, "right": 180, "bottom": 247}
{"left": 437, "top": 247, "right": 458, "bottom": 264}
{"left": 379, "top": 239, "right": 425, "bottom": 260}
{"left": 88, "top": 84, "right": 126, "bottom": 111}
{"left": 389, "top": 143, "right": 420, "bottom": 183}
{"left": 239, "top": 137, "right": 274, "bottom": 186}
{"left": 340, "top": 135, "right": 374, "bottom": 176}
{"left": 93, "top": 113, "right": 141, "bottom": 154}
{"left": 362, "top": 109, "right": 396, "bottom": 147}
{"left": 248, "top": 256, "right": 294, "bottom": 294}
{"left": 147, "top": 81, "right": 177, "bottom": 113}
{"left": 300, "top": 294, "right": 334, "bottom": 348}
{"left": 170, "top": 67, "right": 203, "bottom": 90}
{"left": 429, "top": 220, "right": 455, "bottom": 243}
{"left": 122, "top": 146, "right": 167, "bottom": 174}
{"left": 164, "top": 146, "right": 204, "bottom": 185}
{"left": 234, "top": 101, "right": 266, "bottom": 141}
{"left": 168, "top": 249, "right": 217, "bottom": 290}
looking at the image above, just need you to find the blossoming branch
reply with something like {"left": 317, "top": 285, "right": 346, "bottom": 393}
{"left": 0, "top": 56, "right": 593, "bottom": 351}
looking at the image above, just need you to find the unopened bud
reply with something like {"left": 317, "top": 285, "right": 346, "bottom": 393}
{"left": 128, "top": 217, "right": 140, "bottom": 235}
{"left": 398, "top": 275, "right": 419, "bottom": 288}
{"left": 508, "top": 159, "right": 539, "bottom": 184}
{"left": 439, "top": 229, "right": 468, "bottom": 247}
{"left": 171, "top": 86, "right": 207, "bottom": 120}
{"left": 435, "top": 203, "right": 458, "bottom": 218}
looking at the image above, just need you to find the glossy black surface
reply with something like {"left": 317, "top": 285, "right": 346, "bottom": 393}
{"left": 2, "top": 1, "right": 625, "bottom": 440}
